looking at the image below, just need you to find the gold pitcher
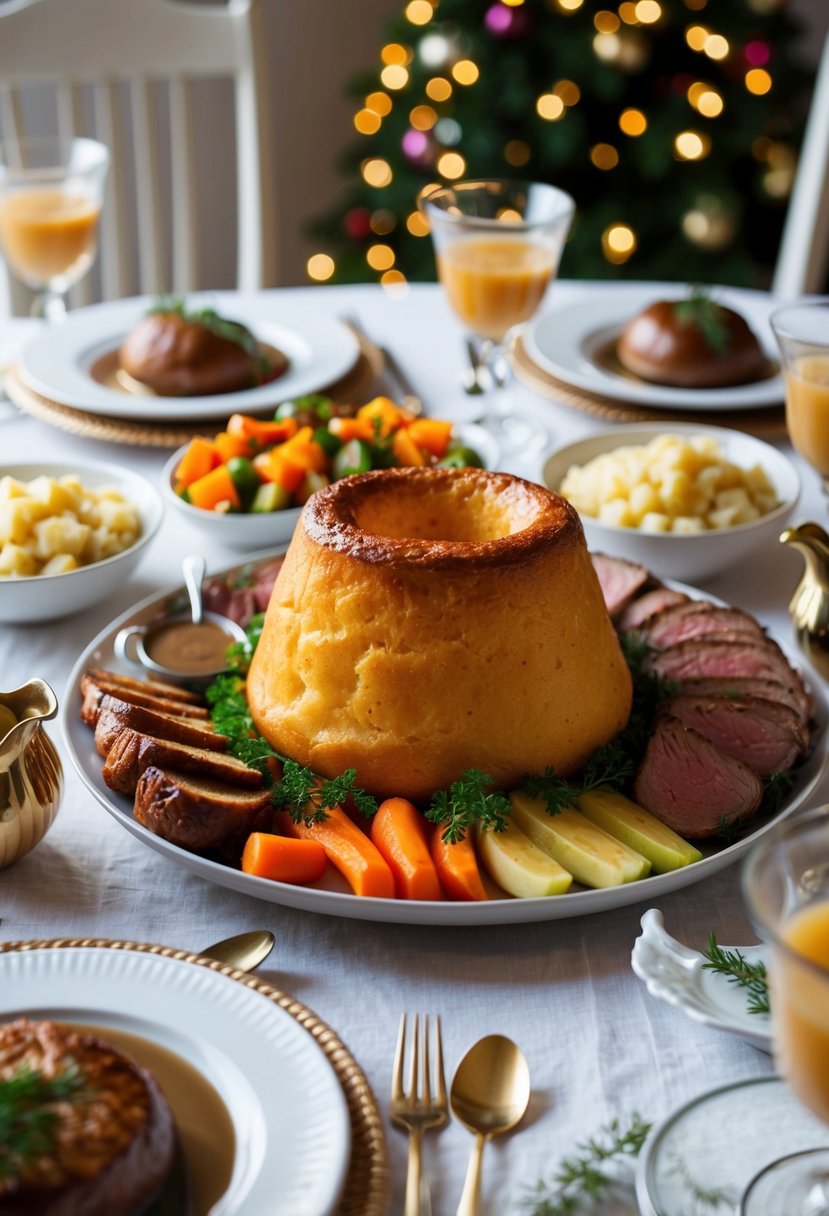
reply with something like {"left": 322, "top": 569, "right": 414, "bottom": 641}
{"left": 0, "top": 679, "right": 63, "bottom": 870}
{"left": 780, "top": 522, "right": 829, "bottom": 679}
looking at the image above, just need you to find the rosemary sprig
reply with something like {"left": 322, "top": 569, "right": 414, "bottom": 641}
{"left": 667, "top": 1150, "right": 735, "bottom": 1211}
{"left": 425, "top": 769, "right": 511, "bottom": 843}
{"left": 519, "top": 1113, "right": 652, "bottom": 1215}
{"left": 701, "top": 933, "right": 770, "bottom": 1014}
{"left": 0, "top": 1063, "right": 88, "bottom": 1181}
{"left": 674, "top": 287, "right": 730, "bottom": 355}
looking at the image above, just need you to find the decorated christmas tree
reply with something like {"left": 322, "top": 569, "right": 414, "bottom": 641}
{"left": 307, "top": 0, "right": 811, "bottom": 289}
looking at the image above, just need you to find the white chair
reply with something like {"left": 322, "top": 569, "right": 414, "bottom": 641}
{"left": 0, "top": 0, "right": 275, "bottom": 312}
{"left": 772, "top": 31, "right": 829, "bottom": 299}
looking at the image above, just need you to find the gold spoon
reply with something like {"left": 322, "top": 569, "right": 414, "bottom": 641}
{"left": 450, "top": 1034, "right": 531, "bottom": 1216}
{"left": 200, "top": 929, "right": 275, "bottom": 972}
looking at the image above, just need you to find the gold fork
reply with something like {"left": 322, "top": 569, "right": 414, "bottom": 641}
{"left": 391, "top": 1013, "right": 450, "bottom": 1216}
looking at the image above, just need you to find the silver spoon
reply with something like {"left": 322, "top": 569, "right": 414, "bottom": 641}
{"left": 182, "top": 553, "right": 207, "bottom": 625}
{"left": 200, "top": 929, "right": 275, "bottom": 972}
{"left": 463, "top": 337, "right": 487, "bottom": 395}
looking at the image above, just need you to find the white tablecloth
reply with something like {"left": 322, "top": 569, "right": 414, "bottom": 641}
{"left": 1, "top": 282, "right": 825, "bottom": 1216}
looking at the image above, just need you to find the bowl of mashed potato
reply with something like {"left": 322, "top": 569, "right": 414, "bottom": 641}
{"left": 542, "top": 423, "right": 801, "bottom": 581}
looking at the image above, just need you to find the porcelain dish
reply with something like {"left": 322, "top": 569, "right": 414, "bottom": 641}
{"left": 541, "top": 423, "right": 801, "bottom": 582}
{"left": 15, "top": 292, "right": 360, "bottom": 422}
{"left": 524, "top": 282, "right": 784, "bottom": 411}
{"left": 631, "top": 908, "right": 772, "bottom": 1053}
{"left": 60, "top": 553, "right": 827, "bottom": 927}
{"left": 0, "top": 458, "right": 163, "bottom": 624}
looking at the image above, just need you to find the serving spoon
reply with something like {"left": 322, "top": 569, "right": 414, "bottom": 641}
{"left": 200, "top": 929, "right": 275, "bottom": 973}
{"left": 450, "top": 1034, "right": 531, "bottom": 1216}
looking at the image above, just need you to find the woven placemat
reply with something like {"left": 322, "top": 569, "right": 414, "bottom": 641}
{"left": 0, "top": 937, "right": 390, "bottom": 1216}
{"left": 511, "top": 335, "right": 788, "bottom": 440}
{"left": 5, "top": 326, "right": 384, "bottom": 449}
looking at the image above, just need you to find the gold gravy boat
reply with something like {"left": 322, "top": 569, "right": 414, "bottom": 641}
{"left": 781, "top": 522, "right": 829, "bottom": 680}
{"left": 0, "top": 678, "right": 63, "bottom": 870}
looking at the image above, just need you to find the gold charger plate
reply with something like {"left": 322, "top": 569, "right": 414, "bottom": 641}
{"left": 0, "top": 937, "right": 389, "bottom": 1216}
{"left": 5, "top": 325, "right": 383, "bottom": 448}
{"left": 511, "top": 334, "right": 789, "bottom": 441}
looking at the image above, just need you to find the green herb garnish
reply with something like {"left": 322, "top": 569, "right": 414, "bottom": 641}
{"left": 0, "top": 1063, "right": 88, "bottom": 1181}
{"left": 701, "top": 933, "right": 770, "bottom": 1015}
{"left": 674, "top": 286, "right": 730, "bottom": 355}
{"left": 520, "top": 1113, "right": 652, "bottom": 1215}
{"left": 425, "top": 769, "right": 511, "bottom": 843}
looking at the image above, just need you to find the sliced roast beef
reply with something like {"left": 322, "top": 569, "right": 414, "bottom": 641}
{"left": 662, "top": 693, "right": 808, "bottom": 777}
{"left": 615, "top": 586, "right": 691, "bottom": 632}
{"left": 641, "top": 603, "right": 765, "bottom": 649}
{"left": 202, "top": 556, "right": 284, "bottom": 626}
{"left": 673, "top": 675, "right": 812, "bottom": 727}
{"left": 134, "top": 767, "right": 272, "bottom": 851}
{"left": 633, "top": 714, "right": 763, "bottom": 838}
{"left": 103, "top": 727, "right": 264, "bottom": 795}
{"left": 590, "top": 552, "right": 652, "bottom": 618}
{"left": 644, "top": 637, "right": 810, "bottom": 718}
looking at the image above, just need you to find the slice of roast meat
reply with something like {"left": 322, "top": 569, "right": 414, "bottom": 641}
{"left": 672, "top": 675, "right": 812, "bottom": 727}
{"left": 640, "top": 603, "right": 765, "bottom": 648}
{"left": 662, "top": 694, "right": 808, "bottom": 777}
{"left": 644, "top": 637, "right": 810, "bottom": 720}
{"left": 590, "top": 552, "right": 652, "bottom": 618}
{"left": 103, "top": 727, "right": 264, "bottom": 795}
{"left": 633, "top": 714, "right": 763, "bottom": 838}
{"left": 615, "top": 586, "right": 691, "bottom": 633}
{"left": 134, "top": 767, "right": 272, "bottom": 852}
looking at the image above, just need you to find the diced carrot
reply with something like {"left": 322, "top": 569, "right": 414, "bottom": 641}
{"left": 241, "top": 832, "right": 328, "bottom": 884}
{"left": 175, "top": 436, "right": 220, "bottom": 487}
{"left": 275, "top": 807, "right": 396, "bottom": 898}
{"left": 392, "top": 428, "right": 426, "bottom": 467}
{"left": 407, "top": 419, "right": 453, "bottom": 460}
{"left": 227, "top": 413, "right": 299, "bottom": 445}
{"left": 214, "top": 430, "right": 255, "bottom": 462}
{"left": 370, "top": 798, "right": 443, "bottom": 900}
{"left": 186, "top": 464, "right": 241, "bottom": 511}
{"left": 278, "top": 434, "right": 328, "bottom": 473}
{"left": 431, "top": 827, "right": 488, "bottom": 901}
{"left": 357, "top": 396, "right": 402, "bottom": 437}
{"left": 328, "top": 417, "right": 375, "bottom": 443}
{"left": 253, "top": 449, "right": 306, "bottom": 493}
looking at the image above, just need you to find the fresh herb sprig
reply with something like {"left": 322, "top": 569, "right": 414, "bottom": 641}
{"left": 674, "top": 287, "right": 730, "bottom": 355}
{"left": 425, "top": 769, "right": 511, "bottom": 843}
{"left": 701, "top": 934, "right": 770, "bottom": 1015}
{"left": 520, "top": 1113, "right": 652, "bottom": 1215}
{"left": 0, "top": 1063, "right": 88, "bottom": 1181}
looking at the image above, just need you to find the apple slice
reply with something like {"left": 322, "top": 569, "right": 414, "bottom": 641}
{"left": 477, "top": 819, "right": 573, "bottom": 898}
{"left": 576, "top": 787, "right": 703, "bottom": 874}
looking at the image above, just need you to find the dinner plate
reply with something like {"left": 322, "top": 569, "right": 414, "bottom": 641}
{"left": 16, "top": 292, "right": 360, "bottom": 421}
{"left": 60, "top": 552, "right": 827, "bottom": 927}
{"left": 523, "top": 283, "right": 784, "bottom": 411}
{"left": 631, "top": 908, "right": 772, "bottom": 1053}
{"left": 0, "top": 940, "right": 351, "bottom": 1216}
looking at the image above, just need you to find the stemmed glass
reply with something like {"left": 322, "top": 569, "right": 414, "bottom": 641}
{"left": 419, "top": 179, "right": 574, "bottom": 457}
{"left": 0, "top": 136, "right": 109, "bottom": 321}
{"left": 740, "top": 804, "right": 829, "bottom": 1214}
{"left": 770, "top": 299, "right": 829, "bottom": 494}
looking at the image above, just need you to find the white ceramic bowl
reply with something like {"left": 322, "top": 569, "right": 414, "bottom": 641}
{"left": 162, "top": 421, "right": 501, "bottom": 550}
{"left": 541, "top": 423, "right": 801, "bottom": 582}
{"left": 0, "top": 459, "right": 163, "bottom": 624}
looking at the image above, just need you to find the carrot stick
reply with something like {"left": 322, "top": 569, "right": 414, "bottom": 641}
{"left": 431, "top": 827, "right": 489, "bottom": 901}
{"left": 241, "top": 832, "right": 328, "bottom": 884}
{"left": 274, "top": 808, "right": 395, "bottom": 899}
{"left": 370, "top": 798, "right": 443, "bottom": 900}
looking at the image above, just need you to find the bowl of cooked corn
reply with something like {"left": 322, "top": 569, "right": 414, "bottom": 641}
{"left": 0, "top": 459, "right": 162, "bottom": 622}
{"left": 542, "top": 423, "right": 801, "bottom": 581}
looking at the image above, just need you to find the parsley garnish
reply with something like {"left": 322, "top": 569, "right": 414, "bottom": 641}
{"left": 674, "top": 286, "right": 730, "bottom": 355}
{"left": 701, "top": 934, "right": 770, "bottom": 1015}
{"left": 425, "top": 769, "right": 511, "bottom": 843}
{"left": 0, "top": 1063, "right": 89, "bottom": 1181}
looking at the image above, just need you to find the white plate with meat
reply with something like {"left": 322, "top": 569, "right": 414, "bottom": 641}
{"left": 60, "top": 551, "right": 828, "bottom": 927}
{"left": 523, "top": 283, "right": 784, "bottom": 411}
{"left": 16, "top": 292, "right": 360, "bottom": 422}
{"left": 0, "top": 939, "right": 352, "bottom": 1216}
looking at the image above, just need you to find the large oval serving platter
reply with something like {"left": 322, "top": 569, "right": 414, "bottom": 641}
{"left": 61, "top": 551, "right": 828, "bottom": 927}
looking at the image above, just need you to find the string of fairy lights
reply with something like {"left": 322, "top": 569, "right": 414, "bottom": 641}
{"left": 306, "top": 0, "right": 796, "bottom": 287}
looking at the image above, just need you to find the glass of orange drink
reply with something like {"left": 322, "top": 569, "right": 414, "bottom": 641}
{"left": 0, "top": 136, "right": 109, "bottom": 321}
{"left": 740, "top": 805, "right": 829, "bottom": 1214}
{"left": 419, "top": 179, "right": 574, "bottom": 455}
{"left": 771, "top": 300, "right": 829, "bottom": 493}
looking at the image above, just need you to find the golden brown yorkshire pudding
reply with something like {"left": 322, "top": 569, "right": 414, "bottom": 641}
{"left": 119, "top": 305, "right": 288, "bottom": 396}
{"left": 617, "top": 297, "right": 769, "bottom": 389}
{"left": 247, "top": 466, "right": 633, "bottom": 801}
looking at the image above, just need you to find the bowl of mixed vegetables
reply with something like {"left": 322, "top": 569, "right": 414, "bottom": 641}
{"left": 162, "top": 394, "right": 497, "bottom": 548}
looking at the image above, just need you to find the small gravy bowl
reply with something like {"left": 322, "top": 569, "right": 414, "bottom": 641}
{"left": 114, "top": 611, "right": 248, "bottom": 690}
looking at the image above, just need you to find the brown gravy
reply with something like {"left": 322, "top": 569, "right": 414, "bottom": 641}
{"left": 145, "top": 619, "right": 235, "bottom": 675}
{"left": 64, "top": 1022, "right": 235, "bottom": 1215}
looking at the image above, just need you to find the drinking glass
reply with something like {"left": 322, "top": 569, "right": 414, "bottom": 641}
{"left": 740, "top": 804, "right": 829, "bottom": 1214}
{"left": 770, "top": 299, "right": 829, "bottom": 494}
{"left": 419, "top": 179, "right": 574, "bottom": 456}
{"left": 0, "top": 136, "right": 109, "bottom": 321}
